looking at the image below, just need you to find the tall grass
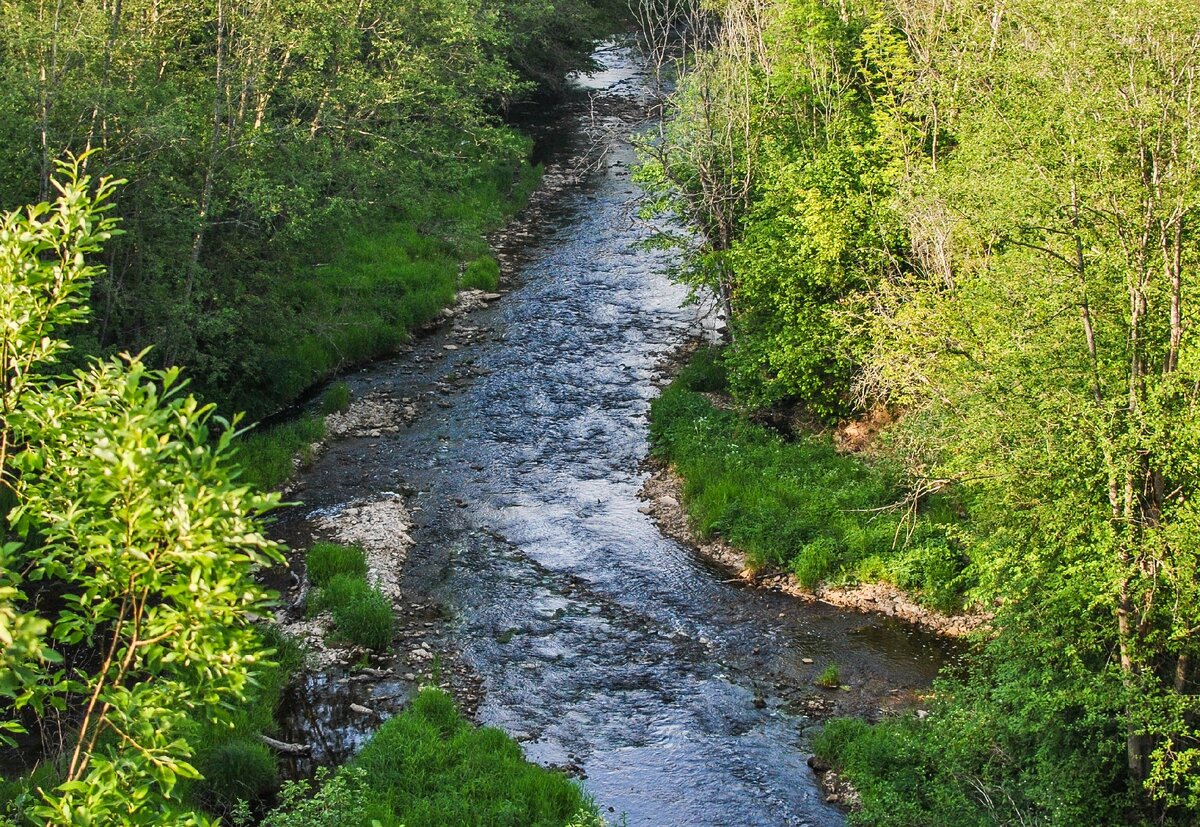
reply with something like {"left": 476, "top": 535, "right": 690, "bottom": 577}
{"left": 257, "top": 689, "right": 601, "bottom": 827}
{"left": 232, "top": 159, "right": 541, "bottom": 421}
{"left": 649, "top": 349, "right": 969, "bottom": 612}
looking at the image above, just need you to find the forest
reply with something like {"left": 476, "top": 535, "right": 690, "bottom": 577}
{"left": 642, "top": 0, "right": 1200, "bottom": 824}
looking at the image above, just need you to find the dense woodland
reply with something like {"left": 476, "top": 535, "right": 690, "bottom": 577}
{"left": 0, "top": 0, "right": 622, "bottom": 417}
{"left": 643, "top": 0, "right": 1200, "bottom": 823}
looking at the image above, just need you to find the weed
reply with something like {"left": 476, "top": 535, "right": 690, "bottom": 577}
{"left": 816, "top": 664, "right": 841, "bottom": 688}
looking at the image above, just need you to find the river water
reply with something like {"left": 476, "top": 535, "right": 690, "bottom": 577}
{"left": 275, "top": 41, "right": 947, "bottom": 827}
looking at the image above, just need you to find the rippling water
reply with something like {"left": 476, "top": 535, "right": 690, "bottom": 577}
{"left": 277, "top": 40, "right": 947, "bottom": 827}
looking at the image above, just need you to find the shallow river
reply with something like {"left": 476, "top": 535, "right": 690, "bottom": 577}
{"left": 275, "top": 41, "right": 947, "bottom": 827}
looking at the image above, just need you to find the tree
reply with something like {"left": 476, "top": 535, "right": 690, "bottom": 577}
{"left": 0, "top": 159, "right": 284, "bottom": 824}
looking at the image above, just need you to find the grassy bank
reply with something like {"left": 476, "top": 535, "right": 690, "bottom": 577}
{"left": 649, "top": 348, "right": 969, "bottom": 613}
{"left": 224, "top": 158, "right": 540, "bottom": 423}
{"left": 249, "top": 689, "right": 601, "bottom": 827}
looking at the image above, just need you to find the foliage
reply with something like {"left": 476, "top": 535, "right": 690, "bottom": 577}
{"left": 649, "top": 353, "right": 967, "bottom": 609}
{"left": 184, "top": 625, "right": 303, "bottom": 817}
{"left": 251, "top": 767, "right": 373, "bottom": 827}
{"left": 0, "top": 165, "right": 285, "bottom": 824}
{"left": 650, "top": 0, "right": 1200, "bottom": 819}
{"left": 0, "top": 0, "right": 614, "bottom": 420}
{"left": 254, "top": 690, "right": 598, "bottom": 827}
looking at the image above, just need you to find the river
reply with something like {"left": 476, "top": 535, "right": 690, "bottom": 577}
{"left": 272, "top": 40, "right": 947, "bottom": 827}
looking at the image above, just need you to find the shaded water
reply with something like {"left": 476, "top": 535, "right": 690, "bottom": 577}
{"left": 276, "top": 41, "right": 947, "bottom": 827}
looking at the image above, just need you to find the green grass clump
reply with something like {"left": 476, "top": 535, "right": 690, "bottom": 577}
{"left": 256, "top": 689, "right": 600, "bottom": 826}
{"left": 195, "top": 739, "right": 277, "bottom": 814}
{"left": 306, "top": 542, "right": 367, "bottom": 587}
{"left": 816, "top": 663, "right": 840, "bottom": 688}
{"left": 462, "top": 256, "right": 501, "bottom": 291}
{"left": 319, "top": 381, "right": 352, "bottom": 415}
{"left": 648, "top": 350, "right": 970, "bottom": 610}
{"left": 366, "top": 689, "right": 596, "bottom": 826}
{"left": 312, "top": 573, "right": 394, "bottom": 651}
{"left": 235, "top": 415, "right": 326, "bottom": 491}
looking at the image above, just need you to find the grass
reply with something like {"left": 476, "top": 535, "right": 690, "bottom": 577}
{"left": 649, "top": 348, "right": 970, "bottom": 613}
{"left": 234, "top": 415, "right": 325, "bottom": 491}
{"left": 228, "top": 159, "right": 542, "bottom": 422}
{"left": 319, "top": 381, "right": 352, "bottom": 415}
{"left": 257, "top": 689, "right": 601, "bottom": 827}
{"left": 306, "top": 541, "right": 368, "bottom": 586}
{"left": 229, "top": 160, "right": 541, "bottom": 491}
{"left": 816, "top": 663, "right": 841, "bottom": 688}
{"left": 310, "top": 569, "right": 394, "bottom": 651}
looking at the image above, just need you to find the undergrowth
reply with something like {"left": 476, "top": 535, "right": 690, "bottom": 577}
{"left": 252, "top": 689, "right": 602, "bottom": 827}
{"left": 649, "top": 348, "right": 970, "bottom": 612}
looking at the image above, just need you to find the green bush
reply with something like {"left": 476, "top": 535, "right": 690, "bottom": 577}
{"left": 254, "top": 767, "right": 371, "bottom": 827}
{"left": 306, "top": 542, "right": 368, "bottom": 587}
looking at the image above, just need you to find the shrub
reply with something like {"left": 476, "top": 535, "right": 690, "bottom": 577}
{"left": 306, "top": 542, "right": 368, "bottom": 587}
{"left": 815, "top": 664, "right": 840, "bottom": 688}
{"left": 255, "top": 767, "right": 371, "bottom": 827}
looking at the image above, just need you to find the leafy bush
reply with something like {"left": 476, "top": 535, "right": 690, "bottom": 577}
{"left": 306, "top": 543, "right": 368, "bottom": 587}
{"left": 252, "top": 767, "right": 372, "bottom": 827}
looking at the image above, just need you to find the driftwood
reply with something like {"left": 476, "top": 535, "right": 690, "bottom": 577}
{"left": 259, "top": 734, "right": 312, "bottom": 756}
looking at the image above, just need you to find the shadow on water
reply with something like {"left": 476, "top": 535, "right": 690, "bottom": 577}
{"left": 274, "top": 38, "right": 954, "bottom": 827}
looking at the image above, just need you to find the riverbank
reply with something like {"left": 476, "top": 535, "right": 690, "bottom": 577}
{"left": 638, "top": 462, "right": 985, "bottom": 638}
{"left": 645, "top": 347, "right": 988, "bottom": 639}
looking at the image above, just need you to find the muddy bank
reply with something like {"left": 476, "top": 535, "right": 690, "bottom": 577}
{"left": 638, "top": 463, "right": 988, "bottom": 639}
